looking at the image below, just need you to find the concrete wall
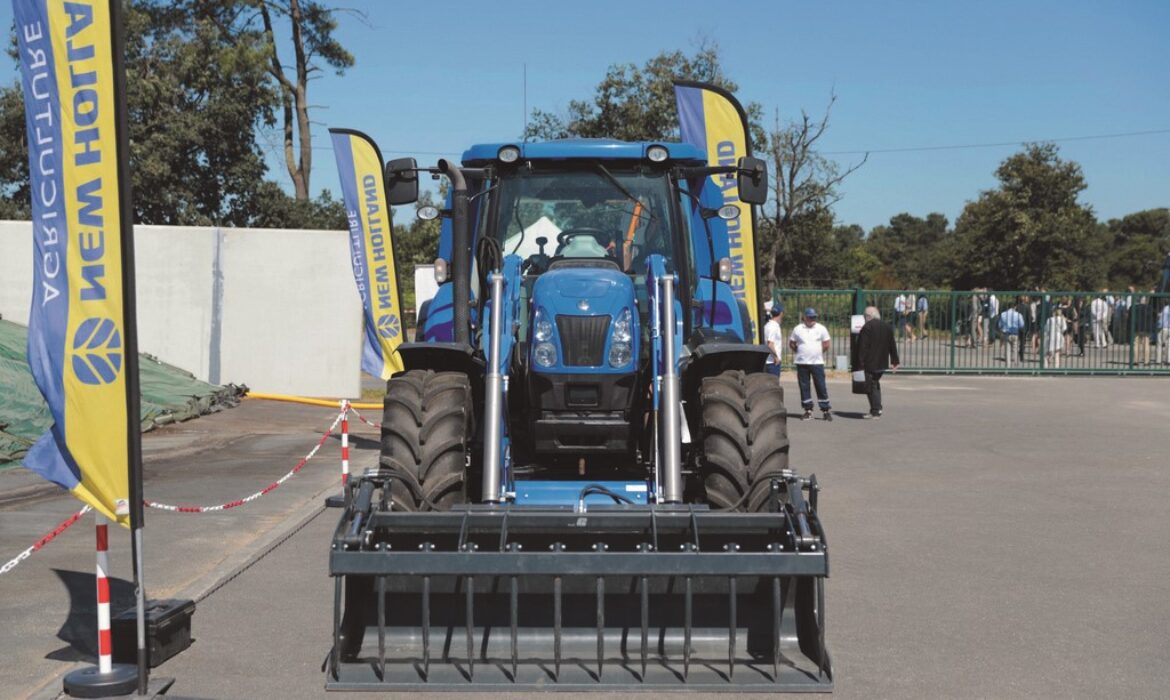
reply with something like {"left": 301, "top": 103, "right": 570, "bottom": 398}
{"left": 0, "top": 221, "right": 361, "bottom": 397}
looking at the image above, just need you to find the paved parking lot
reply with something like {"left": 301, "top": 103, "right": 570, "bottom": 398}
{"left": 5, "top": 375, "right": 1170, "bottom": 698}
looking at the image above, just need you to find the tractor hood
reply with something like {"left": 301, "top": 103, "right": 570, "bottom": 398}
{"left": 531, "top": 265, "right": 635, "bottom": 318}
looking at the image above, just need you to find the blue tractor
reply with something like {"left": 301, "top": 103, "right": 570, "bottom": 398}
{"left": 328, "top": 139, "right": 832, "bottom": 691}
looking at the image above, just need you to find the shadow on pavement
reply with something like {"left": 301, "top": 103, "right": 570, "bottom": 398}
{"left": 330, "top": 434, "right": 379, "bottom": 451}
{"left": 44, "top": 569, "right": 135, "bottom": 663}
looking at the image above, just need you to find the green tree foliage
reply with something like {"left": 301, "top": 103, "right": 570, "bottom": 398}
{"left": 123, "top": 1, "right": 274, "bottom": 225}
{"left": 1104, "top": 208, "right": 1170, "bottom": 290}
{"left": 0, "top": 0, "right": 350, "bottom": 228}
{"left": 759, "top": 208, "right": 873, "bottom": 288}
{"left": 245, "top": 182, "right": 346, "bottom": 229}
{"left": 949, "top": 143, "right": 1102, "bottom": 290}
{"left": 0, "top": 85, "right": 29, "bottom": 219}
{"left": 524, "top": 43, "right": 767, "bottom": 148}
{"left": 866, "top": 212, "right": 952, "bottom": 287}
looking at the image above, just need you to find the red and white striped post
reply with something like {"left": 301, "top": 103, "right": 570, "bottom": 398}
{"left": 65, "top": 510, "right": 137, "bottom": 694}
{"left": 95, "top": 513, "right": 113, "bottom": 674}
{"left": 340, "top": 400, "right": 350, "bottom": 488}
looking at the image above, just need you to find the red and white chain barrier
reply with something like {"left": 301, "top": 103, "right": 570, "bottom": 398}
{"left": 145, "top": 409, "right": 344, "bottom": 513}
{"left": 0, "top": 505, "right": 92, "bottom": 576}
{"left": 3, "top": 403, "right": 358, "bottom": 575}
{"left": 347, "top": 403, "right": 381, "bottom": 429}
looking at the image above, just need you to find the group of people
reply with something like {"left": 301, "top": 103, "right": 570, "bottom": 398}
{"left": 954, "top": 288, "right": 1170, "bottom": 367}
{"left": 893, "top": 291, "right": 929, "bottom": 341}
{"left": 763, "top": 304, "right": 900, "bottom": 420}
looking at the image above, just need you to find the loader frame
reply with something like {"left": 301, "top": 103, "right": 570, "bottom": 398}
{"left": 327, "top": 470, "right": 832, "bottom": 691}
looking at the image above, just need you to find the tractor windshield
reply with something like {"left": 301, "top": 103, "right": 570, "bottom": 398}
{"left": 489, "top": 167, "right": 675, "bottom": 273}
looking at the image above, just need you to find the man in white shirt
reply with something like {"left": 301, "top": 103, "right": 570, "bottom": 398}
{"left": 764, "top": 304, "right": 785, "bottom": 380}
{"left": 788, "top": 307, "right": 833, "bottom": 421}
{"left": 1090, "top": 294, "right": 1109, "bottom": 348}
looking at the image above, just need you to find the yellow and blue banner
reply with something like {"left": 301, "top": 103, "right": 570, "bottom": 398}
{"left": 674, "top": 81, "right": 761, "bottom": 341}
{"left": 17, "top": 0, "right": 132, "bottom": 525}
{"left": 329, "top": 129, "right": 404, "bottom": 379}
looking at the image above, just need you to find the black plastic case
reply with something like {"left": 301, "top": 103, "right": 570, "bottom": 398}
{"left": 112, "top": 598, "right": 195, "bottom": 667}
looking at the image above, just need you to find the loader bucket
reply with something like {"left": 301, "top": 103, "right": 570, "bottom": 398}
{"left": 327, "top": 472, "right": 832, "bottom": 691}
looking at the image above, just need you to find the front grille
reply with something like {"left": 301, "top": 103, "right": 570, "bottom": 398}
{"left": 556, "top": 315, "right": 610, "bottom": 366}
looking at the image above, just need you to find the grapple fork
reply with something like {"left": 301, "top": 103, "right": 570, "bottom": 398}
{"left": 328, "top": 470, "right": 832, "bottom": 691}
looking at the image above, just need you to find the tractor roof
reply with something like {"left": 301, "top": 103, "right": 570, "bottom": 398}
{"left": 461, "top": 139, "right": 707, "bottom": 167}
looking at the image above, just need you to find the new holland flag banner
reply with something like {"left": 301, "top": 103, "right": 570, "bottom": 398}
{"left": 674, "top": 81, "right": 761, "bottom": 340}
{"left": 16, "top": 0, "right": 131, "bottom": 524}
{"left": 330, "top": 129, "right": 405, "bottom": 379}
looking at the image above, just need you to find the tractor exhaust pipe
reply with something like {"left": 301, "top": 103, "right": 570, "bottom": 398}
{"left": 439, "top": 159, "right": 470, "bottom": 346}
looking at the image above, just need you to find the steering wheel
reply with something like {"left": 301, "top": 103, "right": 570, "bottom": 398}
{"left": 556, "top": 227, "right": 614, "bottom": 248}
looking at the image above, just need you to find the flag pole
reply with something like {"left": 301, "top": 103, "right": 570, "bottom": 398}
{"left": 107, "top": 0, "right": 148, "bottom": 693}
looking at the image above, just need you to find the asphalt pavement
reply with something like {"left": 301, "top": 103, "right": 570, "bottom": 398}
{"left": 0, "top": 398, "right": 379, "bottom": 700}
{"left": 4, "top": 375, "right": 1170, "bottom": 699}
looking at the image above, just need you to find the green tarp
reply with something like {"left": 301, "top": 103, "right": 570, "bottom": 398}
{"left": 0, "top": 319, "right": 242, "bottom": 467}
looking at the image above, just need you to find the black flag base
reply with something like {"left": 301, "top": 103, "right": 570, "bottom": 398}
{"left": 64, "top": 666, "right": 174, "bottom": 698}
{"left": 63, "top": 664, "right": 137, "bottom": 697}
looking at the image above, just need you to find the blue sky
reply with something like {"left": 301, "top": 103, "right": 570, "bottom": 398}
{"left": 4, "top": 0, "right": 1168, "bottom": 230}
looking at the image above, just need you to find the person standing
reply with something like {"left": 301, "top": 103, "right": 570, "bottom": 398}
{"left": 1158, "top": 300, "right": 1170, "bottom": 365}
{"left": 763, "top": 304, "right": 785, "bottom": 379}
{"left": 855, "top": 306, "right": 900, "bottom": 419}
{"left": 998, "top": 302, "right": 1025, "bottom": 367}
{"left": 916, "top": 290, "right": 929, "bottom": 339}
{"left": 985, "top": 292, "right": 1000, "bottom": 348}
{"left": 1104, "top": 288, "right": 1116, "bottom": 346}
{"left": 972, "top": 289, "right": 986, "bottom": 347}
{"left": 1059, "top": 297, "right": 1076, "bottom": 355}
{"left": 1043, "top": 305, "right": 1067, "bottom": 368}
{"left": 788, "top": 307, "right": 833, "bottom": 421}
{"left": 1132, "top": 294, "right": 1152, "bottom": 366}
{"left": 894, "top": 293, "right": 907, "bottom": 339}
{"left": 1090, "top": 293, "right": 1109, "bottom": 348}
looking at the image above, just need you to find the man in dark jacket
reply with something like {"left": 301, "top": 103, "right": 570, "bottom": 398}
{"left": 855, "top": 306, "right": 900, "bottom": 418}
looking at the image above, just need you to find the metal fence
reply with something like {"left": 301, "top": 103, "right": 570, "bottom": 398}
{"left": 772, "top": 289, "right": 1170, "bottom": 375}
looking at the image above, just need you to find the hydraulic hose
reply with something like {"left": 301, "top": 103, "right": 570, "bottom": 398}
{"left": 245, "top": 392, "right": 381, "bottom": 410}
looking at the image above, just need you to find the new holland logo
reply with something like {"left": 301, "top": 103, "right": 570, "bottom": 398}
{"left": 375, "top": 314, "right": 400, "bottom": 339}
{"left": 72, "top": 318, "right": 123, "bottom": 386}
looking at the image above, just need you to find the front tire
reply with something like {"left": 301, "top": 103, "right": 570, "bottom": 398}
{"left": 379, "top": 370, "right": 472, "bottom": 510}
{"left": 698, "top": 370, "right": 789, "bottom": 511}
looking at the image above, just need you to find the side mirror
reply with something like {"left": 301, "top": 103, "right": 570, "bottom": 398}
{"left": 385, "top": 157, "right": 418, "bottom": 205}
{"left": 737, "top": 156, "right": 768, "bottom": 205}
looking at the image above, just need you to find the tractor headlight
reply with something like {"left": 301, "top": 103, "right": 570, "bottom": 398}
{"left": 646, "top": 145, "right": 669, "bottom": 163}
{"left": 608, "top": 341, "right": 632, "bottom": 368}
{"left": 534, "top": 342, "right": 557, "bottom": 367}
{"left": 533, "top": 307, "right": 553, "bottom": 341}
{"left": 612, "top": 308, "right": 632, "bottom": 343}
{"left": 717, "top": 256, "right": 732, "bottom": 283}
{"left": 498, "top": 145, "right": 521, "bottom": 164}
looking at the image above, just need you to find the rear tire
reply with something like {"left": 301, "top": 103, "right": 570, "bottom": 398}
{"left": 698, "top": 370, "right": 789, "bottom": 511}
{"left": 379, "top": 370, "right": 472, "bottom": 510}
